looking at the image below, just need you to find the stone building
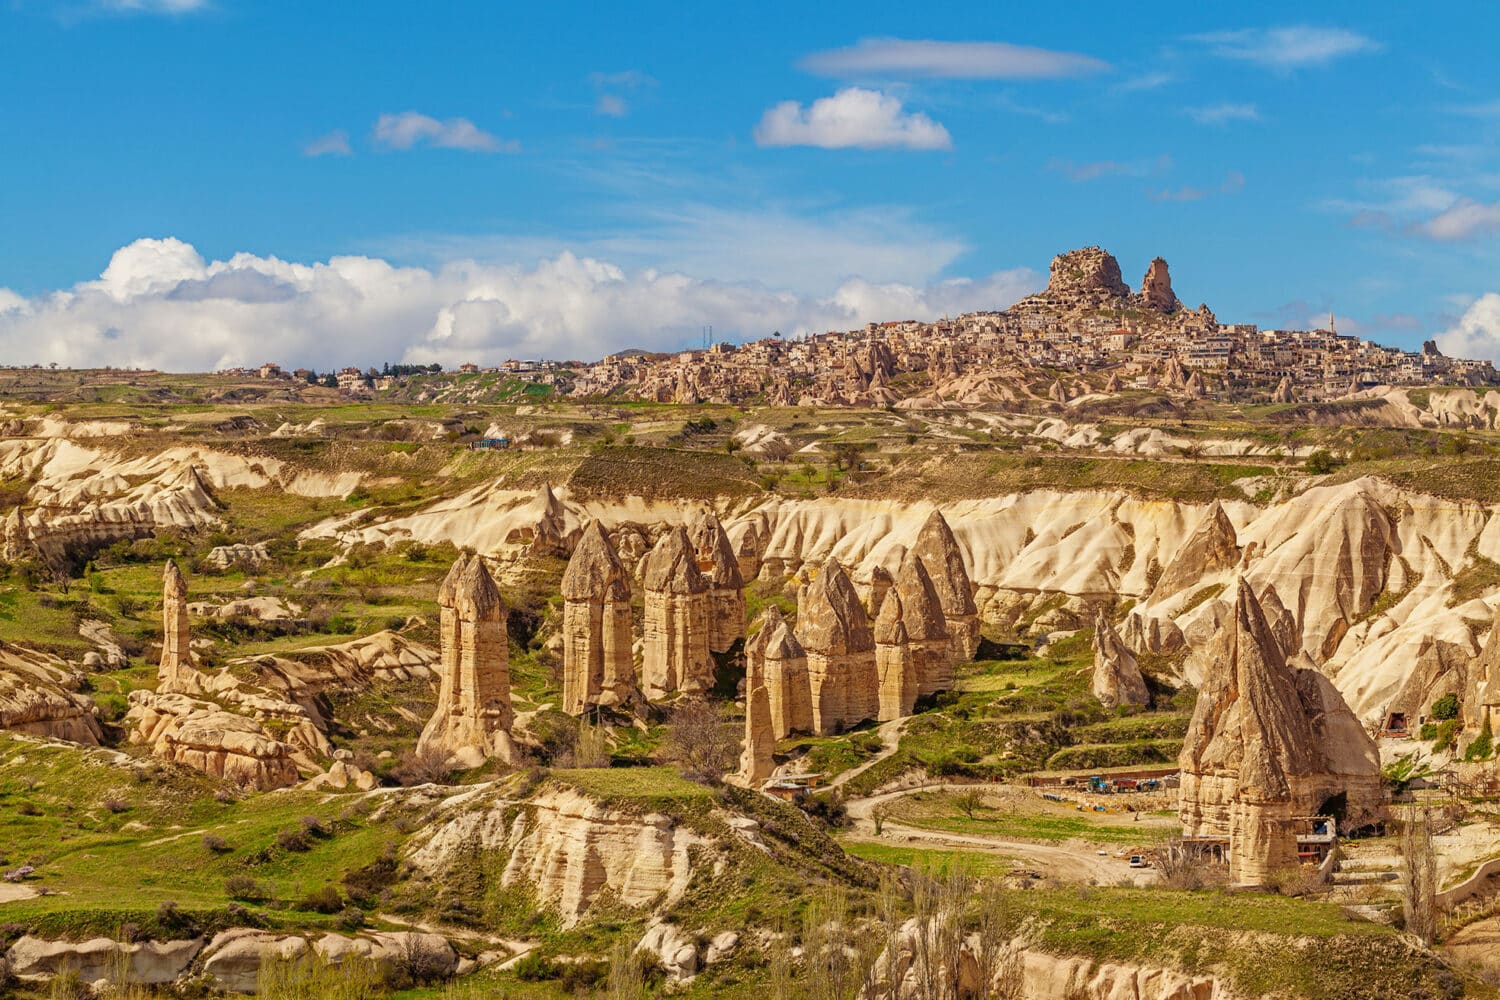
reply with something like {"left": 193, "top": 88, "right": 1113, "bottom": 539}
{"left": 560, "top": 521, "right": 635, "bottom": 715}
{"left": 689, "top": 510, "right": 746, "bottom": 653}
{"left": 417, "top": 554, "right": 515, "bottom": 768}
{"left": 796, "top": 561, "right": 877, "bottom": 735}
{"left": 641, "top": 527, "right": 714, "bottom": 699}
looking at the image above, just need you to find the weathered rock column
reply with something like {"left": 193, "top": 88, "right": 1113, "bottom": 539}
{"left": 867, "top": 565, "right": 893, "bottom": 620}
{"left": 748, "top": 608, "right": 812, "bottom": 739}
{"left": 418, "top": 555, "right": 514, "bottom": 768}
{"left": 796, "top": 561, "right": 877, "bottom": 735}
{"left": 690, "top": 511, "right": 745, "bottom": 653}
{"left": 641, "top": 527, "right": 714, "bottom": 700}
{"left": 897, "top": 555, "right": 953, "bottom": 699}
{"left": 874, "top": 587, "right": 916, "bottom": 721}
{"left": 911, "top": 511, "right": 980, "bottom": 661}
{"left": 738, "top": 682, "right": 775, "bottom": 786}
{"left": 561, "top": 521, "right": 635, "bottom": 714}
{"left": 1091, "top": 608, "right": 1150, "bottom": 709}
{"left": 157, "top": 560, "right": 204, "bottom": 695}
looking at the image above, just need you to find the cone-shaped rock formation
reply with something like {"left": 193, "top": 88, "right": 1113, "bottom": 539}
{"left": 418, "top": 555, "right": 514, "bottom": 768}
{"left": 1091, "top": 609, "right": 1149, "bottom": 709}
{"left": 748, "top": 608, "right": 812, "bottom": 739}
{"left": 796, "top": 561, "right": 877, "bottom": 734}
{"left": 911, "top": 511, "right": 979, "bottom": 661}
{"left": 689, "top": 510, "right": 746, "bottom": 653}
{"left": 1152, "top": 501, "right": 1240, "bottom": 602}
{"left": 1179, "top": 582, "right": 1383, "bottom": 886}
{"left": 561, "top": 521, "right": 635, "bottom": 715}
{"left": 642, "top": 527, "right": 714, "bottom": 699}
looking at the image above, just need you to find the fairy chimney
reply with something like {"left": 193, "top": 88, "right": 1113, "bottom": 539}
{"left": 867, "top": 565, "right": 894, "bottom": 619}
{"left": 911, "top": 510, "right": 980, "bottom": 661}
{"left": 641, "top": 527, "right": 714, "bottom": 700}
{"left": 1179, "top": 582, "right": 1383, "bottom": 886}
{"left": 730, "top": 520, "right": 763, "bottom": 582}
{"left": 749, "top": 608, "right": 813, "bottom": 739}
{"left": 1151, "top": 501, "right": 1240, "bottom": 602}
{"left": 738, "top": 681, "right": 776, "bottom": 786}
{"left": 898, "top": 554, "right": 954, "bottom": 699}
{"left": 418, "top": 555, "right": 515, "bottom": 768}
{"left": 690, "top": 511, "right": 746, "bottom": 653}
{"left": 3, "top": 507, "right": 30, "bottom": 563}
{"left": 796, "top": 561, "right": 877, "bottom": 735}
{"left": 561, "top": 521, "right": 635, "bottom": 715}
{"left": 158, "top": 560, "right": 203, "bottom": 695}
{"left": 1091, "top": 608, "right": 1149, "bottom": 709}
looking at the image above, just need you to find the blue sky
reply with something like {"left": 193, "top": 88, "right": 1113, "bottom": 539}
{"left": 5, "top": 0, "right": 1500, "bottom": 370}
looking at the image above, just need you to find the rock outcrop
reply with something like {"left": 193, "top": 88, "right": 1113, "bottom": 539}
{"left": 738, "top": 679, "right": 775, "bottom": 785}
{"left": 875, "top": 556, "right": 952, "bottom": 720}
{"left": 1140, "top": 257, "right": 1179, "bottom": 312}
{"left": 1179, "top": 582, "right": 1384, "bottom": 885}
{"left": 127, "top": 690, "right": 300, "bottom": 790}
{"left": 642, "top": 527, "right": 714, "bottom": 699}
{"left": 407, "top": 785, "right": 710, "bottom": 928}
{"left": 157, "top": 560, "right": 204, "bottom": 695}
{"left": 797, "top": 561, "right": 877, "bottom": 734}
{"left": 748, "top": 608, "right": 813, "bottom": 739}
{"left": 1091, "top": 609, "right": 1150, "bottom": 709}
{"left": 560, "top": 521, "right": 635, "bottom": 714}
{"left": 690, "top": 510, "right": 746, "bottom": 653}
{"left": 417, "top": 554, "right": 515, "bottom": 768}
{"left": 1464, "top": 604, "right": 1500, "bottom": 742}
{"left": 1151, "top": 501, "right": 1239, "bottom": 602}
{"left": 911, "top": 510, "right": 980, "bottom": 661}
{"left": 0, "top": 644, "right": 101, "bottom": 744}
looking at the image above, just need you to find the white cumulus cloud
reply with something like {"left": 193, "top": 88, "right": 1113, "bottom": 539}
{"left": 801, "top": 38, "right": 1108, "bottom": 79}
{"left": 1410, "top": 198, "right": 1500, "bottom": 241}
{"left": 0, "top": 237, "right": 1040, "bottom": 371}
{"left": 1436, "top": 293, "right": 1500, "bottom": 362}
{"left": 754, "top": 88, "right": 951, "bottom": 151}
{"left": 372, "top": 112, "right": 515, "bottom": 153}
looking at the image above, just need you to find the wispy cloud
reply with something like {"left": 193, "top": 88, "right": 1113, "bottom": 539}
{"left": 93, "top": 0, "right": 208, "bottom": 13}
{"left": 371, "top": 112, "right": 516, "bottom": 153}
{"left": 588, "top": 70, "right": 655, "bottom": 118}
{"left": 1410, "top": 198, "right": 1500, "bottom": 241}
{"left": 754, "top": 88, "right": 951, "bottom": 151}
{"left": 1189, "top": 26, "right": 1381, "bottom": 71}
{"left": 801, "top": 38, "right": 1108, "bottom": 79}
{"left": 595, "top": 95, "right": 628, "bottom": 117}
{"left": 303, "top": 130, "right": 352, "bottom": 158}
{"left": 1047, "top": 154, "right": 1171, "bottom": 182}
{"left": 1111, "top": 71, "right": 1176, "bottom": 94}
{"left": 1149, "top": 170, "right": 1245, "bottom": 203}
{"left": 1185, "top": 102, "right": 1260, "bottom": 126}
{"left": 1446, "top": 99, "right": 1500, "bottom": 118}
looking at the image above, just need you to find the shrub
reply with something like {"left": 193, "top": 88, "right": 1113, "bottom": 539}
{"left": 276, "top": 829, "right": 312, "bottom": 853}
{"left": 299, "top": 815, "right": 327, "bottom": 837}
{"left": 299, "top": 885, "right": 344, "bottom": 914}
{"left": 1431, "top": 693, "right": 1460, "bottom": 721}
{"left": 1304, "top": 450, "right": 1336, "bottom": 475}
{"left": 336, "top": 906, "right": 366, "bottom": 931}
{"left": 1419, "top": 722, "right": 1438, "bottom": 741}
{"left": 514, "top": 952, "right": 561, "bottom": 982}
{"left": 101, "top": 796, "right": 129, "bottom": 814}
{"left": 1434, "top": 719, "right": 1460, "bottom": 754}
{"left": 225, "top": 875, "right": 266, "bottom": 901}
{"left": 202, "top": 833, "right": 232, "bottom": 854}
{"left": 1466, "top": 720, "right": 1494, "bottom": 762}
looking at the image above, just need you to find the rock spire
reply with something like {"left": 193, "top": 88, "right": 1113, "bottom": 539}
{"left": 1091, "top": 609, "right": 1149, "bottom": 709}
{"left": 1151, "top": 501, "right": 1240, "bottom": 602}
{"left": 158, "top": 560, "right": 203, "bottom": 695}
{"left": 748, "top": 608, "right": 813, "bottom": 739}
{"left": 689, "top": 510, "right": 746, "bottom": 653}
{"left": 560, "top": 521, "right": 635, "bottom": 715}
{"left": 796, "top": 561, "right": 877, "bottom": 734}
{"left": 418, "top": 554, "right": 515, "bottom": 768}
{"left": 1178, "top": 582, "right": 1383, "bottom": 886}
{"left": 641, "top": 527, "right": 714, "bottom": 699}
{"left": 910, "top": 510, "right": 979, "bottom": 661}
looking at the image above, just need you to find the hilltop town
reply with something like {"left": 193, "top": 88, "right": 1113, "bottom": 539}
{"left": 199, "top": 246, "right": 1498, "bottom": 409}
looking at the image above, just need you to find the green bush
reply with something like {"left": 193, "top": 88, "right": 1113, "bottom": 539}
{"left": 1466, "top": 720, "right": 1494, "bottom": 762}
{"left": 1434, "top": 719, "right": 1460, "bottom": 753}
{"left": 1304, "top": 450, "right": 1335, "bottom": 475}
{"left": 1419, "top": 722, "right": 1438, "bottom": 741}
{"left": 1431, "top": 693, "right": 1460, "bottom": 721}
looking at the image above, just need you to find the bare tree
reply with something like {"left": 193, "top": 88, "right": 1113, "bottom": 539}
{"left": 1402, "top": 804, "right": 1439, "bottom": 945}
{"left": 972, "top": 877, "right": 1022, "bottom": 999}
{"left": 573, "top": 719, "right": 612, "bottom": 768}
{"left": 607, "top": 936, "right": 648, "bottom": 1000}
{"left": 1156, "top": 835, "right": 1213, "bottom": 891}
{"left": 665, "top": 698, "right": 736, "bottom": 783}
{"left": 956, "top": 788, "right": 984, "bottom": 821}
{"left": 910, "top": 861, "right": 971, "bottom": 1000}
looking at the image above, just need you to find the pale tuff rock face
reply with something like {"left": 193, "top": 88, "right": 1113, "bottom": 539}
{"left": 727, "top": 518, "right": 763, "bottom": 582}
{"left": 0, "top": 643, "right": 102, "bottom": 745}
{"left": 561, "top": 521, "right": 635, "bottom": 715}
{"left": 407, "top": 785, "right": 710, "bottom": 929}
{"left": 1046, "top": 245, "right": 1130, "bottom": 299}
{"left": 3, "top": 506, "right": 29, "bottom": 563}
{"left": 911, "top": 509, "right": 980, "bottom": 661}
{"left": 641, "top": 527, "right": 714, "bottom": 699}
{"left": 1464, "top": 604, "right": 1500, "bottom": 742}
{"left": 1179, "top": 582, "right": 1383, "bottom": 886}
{"left": 1091, "top": 608, "right": 1150, "bottom": 709}
{"left": 874, "top": 585, "right": 915, "bottom": 721}
{"left": 418, "top": 554, "right": 515, "bottom": 768}
{"left": 738, "top": 681, "right": 775, "bottom": 785}
{"left": 1151, "top": 501, "right": 1241, "bottom": 602}
{"left": 867, "top": 564, "right": 894, "bottom": 619}
{"left": 796, "top": 560, "right": 878, "bottom": 734}
{"left": 157, "top": 560, "right": 205, "bottom": 696}
{"left": 127, "top": 690, "right": 300, "bottom": 790}
{"left": 689, "top": 510, "right": 746, "bottom": 653}
{"left": 747, "top": 607, "right": 812, "bottom": 739}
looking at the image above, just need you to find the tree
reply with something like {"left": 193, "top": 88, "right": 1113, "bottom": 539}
{"left": 956, "top": 788, "right": 984, "bottom": 821}
{"left": 1401, "top": 805, "right": 1438, "bottom": 945}
{"left": 665, "top": 698, "right": 736, "bottom": 783}
{"left": 1304, "top": 449, "right": 1335, "bottom": 475}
